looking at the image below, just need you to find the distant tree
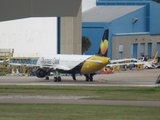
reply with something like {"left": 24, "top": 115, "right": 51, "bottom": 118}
{"left": 82, "top": 36, "right": 92, "bottom": 54}
{"left": 154, "top": 0, "right": 160, "bottom": 3}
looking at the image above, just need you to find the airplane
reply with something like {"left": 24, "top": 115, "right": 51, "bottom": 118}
{"left": 136, "top": 51, "right": 159, "bottom": 69}
{"left": 10, "top": 29, "right": 110, "bottom": 82}
{"left": 107, "top": 51, "right": 159, "bottom": 69}
{"left": 106, "top": 58, "right": 141, "bottom": 70}
{"left": 107, "top": 58, "right": 138, "bottom": 67}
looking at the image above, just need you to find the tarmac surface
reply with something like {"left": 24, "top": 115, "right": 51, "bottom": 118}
{"left": 0, "top": 68, "right": 159, "bottom": 86}
{"left": 0, "top": 68, "right": 160, "bottom": 106}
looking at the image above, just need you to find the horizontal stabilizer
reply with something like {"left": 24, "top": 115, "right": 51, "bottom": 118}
{"left": 9, "top": 63, "right": 39, "bottom": 67}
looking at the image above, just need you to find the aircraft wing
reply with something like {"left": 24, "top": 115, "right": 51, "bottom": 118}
{"left": 9, "top": 63, "right": 70, "bottom": 71}
{"left": 107, "top": 63, "right": 129, "bottom": 67}
{"left": 107, "top": 62, "right": 144, "bottom": 67}
{"left": 110, "top": 58, "right": 138, "bottom": 64}
{"left": 51, "top": 64, "right": 70, "bottom": 70}
{"left": 35, "top": 64, "right": 70, "bottom": 71}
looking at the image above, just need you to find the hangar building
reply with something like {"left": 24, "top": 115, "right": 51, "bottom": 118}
{"left": 82, "top": 0, "right": 160, "bottom": 59}
{"left": 0, "top": 0, "right": 82, "bottom": 58}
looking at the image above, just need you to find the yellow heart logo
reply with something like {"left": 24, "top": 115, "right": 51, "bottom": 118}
{"left": 100, "top": 39, "right": 108, "bottom": 55}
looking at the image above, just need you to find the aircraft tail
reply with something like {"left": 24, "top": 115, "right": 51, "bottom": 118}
{"left": 97, "top": 29, "right": 109, "bottom": 57}
{"left": 153, "top": 51, "right": 158, "bottom": 63}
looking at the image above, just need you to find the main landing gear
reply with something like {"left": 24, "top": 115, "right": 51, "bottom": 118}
{"left": 45, "top": 76, "right": 61, "bottom": 82}
{"left": 54, "top": 76, "right": 61, "bottom": 82}
{"left": 51, "top": 73, "right": 94, "bottom": 82}
{"left": 44, "top": 70, "right": 61, "bottom": 82}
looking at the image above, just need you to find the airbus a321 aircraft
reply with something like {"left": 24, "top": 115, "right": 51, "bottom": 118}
{"left": 10, "top": 29, "right": 110, "bottom": 82}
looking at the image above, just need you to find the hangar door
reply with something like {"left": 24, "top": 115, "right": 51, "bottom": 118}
{"left": 148, "top": 43, "right": 152, "bottom": 57}
{"left": 131, "top": 44, "right": 137, "bottom": 58}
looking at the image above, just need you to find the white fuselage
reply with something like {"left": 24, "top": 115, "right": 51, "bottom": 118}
{"left": 36, "top": 54, "right": 91, "bottom": 69}
{"left": 36, "top": 54, "right": 110, "bottom": 74}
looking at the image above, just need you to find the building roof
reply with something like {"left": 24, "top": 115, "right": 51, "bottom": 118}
{"left": 82, "top": 6, "right": 143, "bottom": 22}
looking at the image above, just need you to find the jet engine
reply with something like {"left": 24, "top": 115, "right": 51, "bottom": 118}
{"left": 36, "top": 68, "right": 47, "bottom": 78}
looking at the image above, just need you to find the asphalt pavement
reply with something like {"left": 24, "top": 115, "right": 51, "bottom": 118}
{"left": 0, "top": 68, "right": 159, "bottom": 86}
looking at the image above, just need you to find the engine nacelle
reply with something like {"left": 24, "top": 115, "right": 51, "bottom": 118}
{"left": 36, "top": 68, "right": 47, "bottom": 78}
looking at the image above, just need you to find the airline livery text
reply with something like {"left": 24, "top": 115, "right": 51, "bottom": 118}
{"left": 41, "top": 57, "right": 60, "bottom": 64}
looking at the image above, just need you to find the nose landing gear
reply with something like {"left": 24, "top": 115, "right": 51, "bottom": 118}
{"left": 84, "top": 73, "right": 94, "bottom": 82}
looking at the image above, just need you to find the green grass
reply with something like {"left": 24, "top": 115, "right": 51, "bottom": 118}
{"left": 1, "top": 85, "right": 160, "bottom": 120}
{"left": 0, "top": 85, "right": 160, "bottom": 100}
{"left": 0, "top": 103, "right": 160, "bottom": 120}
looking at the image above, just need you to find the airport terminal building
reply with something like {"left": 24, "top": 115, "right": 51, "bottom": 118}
{"left": 82, "top": 0, "right": 160, "bottom": 59}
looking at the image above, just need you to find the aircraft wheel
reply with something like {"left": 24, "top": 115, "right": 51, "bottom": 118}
{"left": 54, "top": 77, "right": 58, "bottom": 82}
{"left": 84, "top": 74, "right": 89, "bottom": 82}
{"left": 58, "top": 77, "right": 61, "bottom": 82}
{"left": 86, "top": 78, "right": 89, "bottom": 82}
{"left": 90, "top": 77, "right": 93, "bottom": 82}
{"left": 90, "top": 74, "right": 93, "bottom": 81}
{"left": 45, "top": 76, "right": 49, "bottom": 80}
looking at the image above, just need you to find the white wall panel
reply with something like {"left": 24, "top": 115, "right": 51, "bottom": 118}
{"left": 82, "top": 0, "right": 96, "bottom": 12}
{"left": 0, "top": 17, "right": 57, "bottom": 57}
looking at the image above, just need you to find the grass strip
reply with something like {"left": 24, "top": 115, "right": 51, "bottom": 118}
{"left": 0, "top": 103, "right": 160, "bottom": 120}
